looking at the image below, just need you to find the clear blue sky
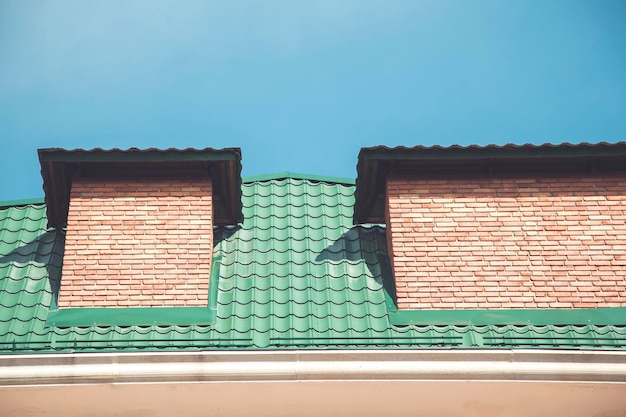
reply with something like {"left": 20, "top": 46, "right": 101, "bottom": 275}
{"left": 1, "top": 1, "right": 625, "bottom": 201}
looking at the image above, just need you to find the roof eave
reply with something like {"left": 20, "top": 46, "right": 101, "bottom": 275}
{"left": 354, "top": 142, "right": 626, "bottom": 224}
{"left": 38, "top": 147, "right": 243, "bottom": 228}
{"left": 2, "top": 349, "right": 626, "bottom": 384}
{"left": 2, "top": 350, "right": 626, "bottom": 416}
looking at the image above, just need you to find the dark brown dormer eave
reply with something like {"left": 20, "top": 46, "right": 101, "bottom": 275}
{"left": 354, "top": 142, "right": 626, "bottom": 224}
{"left": 38, "top": 147, "right": 243, "bottom": 229}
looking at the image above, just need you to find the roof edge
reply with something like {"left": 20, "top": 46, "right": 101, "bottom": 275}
{"left": 2, "top": 350, "right": 626, "bottom": 385}
{"left": 243, "top": 172, "right": 355, "bottom": 185}
{"left": 38, "top": 147, "right": 242, "bottom": 162}
{"left": 358, "top": 141, "right": 626, "bottom": 160}
{"left": 0, "top": 198, "right": 45, "bottom": 209}
{"left": 38, "top": 147, "right": 243, "bottom": 228}
{"left": 354, "top": 141, "right": 626, "bottom": 224}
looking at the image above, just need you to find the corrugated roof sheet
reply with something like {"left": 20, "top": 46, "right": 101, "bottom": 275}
{"left": 1, "top": 176, "right": 625, "bottom": 353}
{"left": 360, "top": 141, "right": 626, "bottom": 153}
{"left": 37, "top": 146, "right": 242, "bottom": 156}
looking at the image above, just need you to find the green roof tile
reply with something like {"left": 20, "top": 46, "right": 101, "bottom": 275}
{"left": 0, "top": 177, "right": 625, "bottom": 353}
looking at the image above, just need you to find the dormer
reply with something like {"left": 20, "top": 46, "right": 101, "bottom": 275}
{"left": 355, "top": 143, "right": 626, "bottom": 310}
{"left": 39, "top": 147, "right": 241, "bottom": 310}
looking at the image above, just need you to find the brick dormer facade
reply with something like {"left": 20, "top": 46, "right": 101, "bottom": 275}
{"left": 355, "top": 143, "right": 626, "bottom": 310}
{"left": 39, "top": 148, "right": 242, "bottom": 309}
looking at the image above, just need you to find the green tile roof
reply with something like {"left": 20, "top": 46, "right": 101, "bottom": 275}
{"left": 1, "top": 176, "right": 625, "bottom": 353}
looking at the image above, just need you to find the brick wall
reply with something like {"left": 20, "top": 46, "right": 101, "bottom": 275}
{"left": 386, "top": 175, "right": 626, "bottom": 309}
{"left": 58, "top": 178, "right": 213, "bottom": 308}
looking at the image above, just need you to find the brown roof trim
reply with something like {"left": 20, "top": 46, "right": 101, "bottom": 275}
{"left": 38, "top": 147, "right": 243, "bottom": 228}
{"left": 354, "top": 142, "right": 626, "bottom": 224}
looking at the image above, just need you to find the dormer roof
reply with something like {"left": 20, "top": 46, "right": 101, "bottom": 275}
{"left": 38, "top": 147, "right": 242, "bottom": 228}
{"left": 354, "top": 142, "right": 626, "bottom": 224}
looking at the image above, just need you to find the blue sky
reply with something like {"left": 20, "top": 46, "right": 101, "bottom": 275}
{"left": 1, "top": 0, "right": 625, "bottom": 201}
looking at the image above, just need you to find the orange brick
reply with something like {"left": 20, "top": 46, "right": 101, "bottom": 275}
{"left": 58, "top": 178, "right": 213, "bottom": 308}
{"left": 387, "top": 175, "right": 626, "bottom": 309}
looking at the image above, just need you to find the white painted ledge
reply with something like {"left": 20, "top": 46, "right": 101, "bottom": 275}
{"left": 1, "top": 349, "right": 626, "bottom": 385}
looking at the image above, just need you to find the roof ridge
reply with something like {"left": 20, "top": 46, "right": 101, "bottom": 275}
{"left": 243, "top": 172, "right": 355, "bottom": 185}
{"left": 0, "top": 172, "right": 355, "bottom": 209}
{"left": 0, "top": 198, "right": 45, "bottom": 209}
